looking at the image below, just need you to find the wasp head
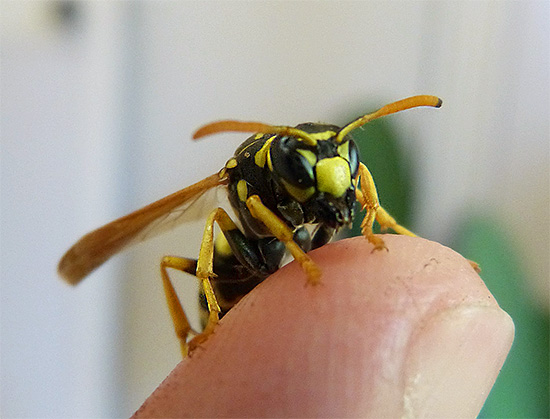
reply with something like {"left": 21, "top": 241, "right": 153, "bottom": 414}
{"left": 269, "top": 123, "right": 359, "bottom": 229}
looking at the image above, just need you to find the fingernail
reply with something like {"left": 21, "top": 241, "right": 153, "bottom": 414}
{"left": 403, "top": 306, "right": 515, "bottom": 418}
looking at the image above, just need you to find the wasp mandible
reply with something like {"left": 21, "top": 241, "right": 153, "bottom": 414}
{"left": 58, "top": 95, "right": 442, "bottom": 357}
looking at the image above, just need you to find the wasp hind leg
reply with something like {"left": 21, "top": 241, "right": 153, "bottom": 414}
{"left": 160, "top": 256, "right": 200, "bottom": 358}
{"left": 355, "top": 162, "right": 416, "bottom": 251}
{"left": 160, "top": 252, "right": 222, "bottom": 358}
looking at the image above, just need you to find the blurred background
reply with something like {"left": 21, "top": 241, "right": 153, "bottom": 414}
{"left": 1, "top": 1, "right": 548, "bottom": 417}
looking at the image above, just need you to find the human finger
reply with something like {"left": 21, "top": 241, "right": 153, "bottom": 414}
{"left": 133, "top": 235, "right": 514, "bottom": 418}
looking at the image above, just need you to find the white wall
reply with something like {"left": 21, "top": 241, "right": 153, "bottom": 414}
{"left": 1, "top": 2, "right": 129, "bottom": 417}
{"left": 1, "top": 2, "right": 548, "bottom": 417}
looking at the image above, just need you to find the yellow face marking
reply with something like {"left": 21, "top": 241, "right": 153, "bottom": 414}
{"left": 254, "top": 136, "right": 275, "bottom": 168}
{"left": 281, "top": 179, "right": 315, "bottom": 203}
{"left": 315, "top": 157, "right": 351, "bottom": 198}
{"left": 337, "top": 141, "right": 350, "bottom": 161}
{"left": 297, "top": 149, "right": 317, "bottom": 167}
{"left": 225, "top": 158, "right": 238, "bottom": 169}
{"left": 237, "top": 179, "right": 248, "bottom": 202}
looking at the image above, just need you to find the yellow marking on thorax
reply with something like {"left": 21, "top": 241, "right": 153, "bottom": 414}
{"left": 237, "top": 179, "right": 248, "bottom": 202}
{"left": 254, "top": 136, "right": 275, "bottom": 168}
{"left": 238, "top": 139, "right": 262, "bottom": 157}
{"left": 315, "top": 157, "right": 351, "bottom": 198}
{"left": 214, "top": 233, "right": 233, "bottom": 257}
{"left": 267, "top": 148, "right": 273, "bottom": 171}
{"left": 225, "top": 158, "right": 238, "bottom": 169}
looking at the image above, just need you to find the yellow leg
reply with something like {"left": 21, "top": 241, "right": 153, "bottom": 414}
{"left": 160, "top": 256, "right": 200, "bottom": 358}
{"left": 188, "top": 207, "right": 244, "bottom": 353}
{"left": 246, "top": 195, "right": 321, "bottom": 285}
{"left": 356, "top": 164, "right": 480, "bottom": 272}
{"left": 160, "top": 208, "right": 241, "bottom": 357}
{"left": 356, "top": 162, "right": 416, "bottom": 250}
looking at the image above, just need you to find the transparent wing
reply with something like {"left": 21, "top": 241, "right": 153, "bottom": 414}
{"left": 58, "top": 173, "right": 227, "bottom": 285}
{"left": 136, "top": 180, "right": 228, "bottom": 242}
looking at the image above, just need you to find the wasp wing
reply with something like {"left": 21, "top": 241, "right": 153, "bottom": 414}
{"left": 58, "top": 173, "right": 226, "bottom": 285}
{"left": 136, "top": 177, "right": 229, "bottom": 242}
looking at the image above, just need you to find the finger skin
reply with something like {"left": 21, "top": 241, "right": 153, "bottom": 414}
{"left": 133, "top": 235, "right": 514, "bottom": 418}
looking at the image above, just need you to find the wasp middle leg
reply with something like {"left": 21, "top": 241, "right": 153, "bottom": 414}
{"left": 162, "top": 206, "right": 303, "bottom": 357}
{"left": 160, "top": 207, "right": 243, "bottom": 357}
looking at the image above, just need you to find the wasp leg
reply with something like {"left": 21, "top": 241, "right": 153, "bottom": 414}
{"left": 356, "top": 164, "right": 480, "bottom": 272}
{"left": 160, "top": 256, "right": 200, "bottom": 358}
{"left": 356, "top": 162, "right": 416, "bottom": 251}
{"left": 161, "top": 208, "right": 240, "bottom": 357}
{"left": 185, "top": 207, "right": 252, "bottom": 354}
{"left": 246, "top": 195, "right": 321, "bottom": 285}
{"left": 198, "top": 232, "right": 276, "bottom": 329}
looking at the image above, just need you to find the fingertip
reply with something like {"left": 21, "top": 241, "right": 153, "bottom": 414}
{"left": 133, "top": 235, "right": 513, "bottom": 418}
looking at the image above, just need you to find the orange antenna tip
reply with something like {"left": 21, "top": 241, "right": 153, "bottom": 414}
{"left": 336, "top": 95, "right": 442, "bottom": 143}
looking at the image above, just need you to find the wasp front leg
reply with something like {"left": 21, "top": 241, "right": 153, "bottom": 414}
{"left": 355, "top": 162, "right": 416, "bottom": 250}
{"left": 246, "top": 195, "right": 321, "bottom": 285}
{"left": 356, "top": 163, "right": 480, "bottom": 271}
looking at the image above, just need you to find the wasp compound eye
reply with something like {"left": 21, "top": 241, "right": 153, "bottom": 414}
{"left": 348, "top": 140, "right": 360, "bottom": 178}
{"left": 337, "top": 138, "right": 360, "bottom": 178}
{"left": 270, "top": 137, "right": 316, "bottom": 188}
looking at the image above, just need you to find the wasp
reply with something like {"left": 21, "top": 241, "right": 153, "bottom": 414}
{"left": 58, "top": 95, "right": 443, "bottom": 357}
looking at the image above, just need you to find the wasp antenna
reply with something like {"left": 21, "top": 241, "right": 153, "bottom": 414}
{"left": 268, "top": 127, "right": 318, "bottom": 146}
{"left": 193, "top": 120, "right": 318, "bottom": 146}
{"left": 336, "top": 95, "right": 442, "bottom": 143}
{"left": 193, "top": 120, "right": 274, "bottom": 140}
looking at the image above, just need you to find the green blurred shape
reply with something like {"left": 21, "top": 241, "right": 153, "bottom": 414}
{"left": 347, "top": 118, "right": 414, "bottom": 237}
{"left": 454, "top": 216, "right": 549, "bottom": 418}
